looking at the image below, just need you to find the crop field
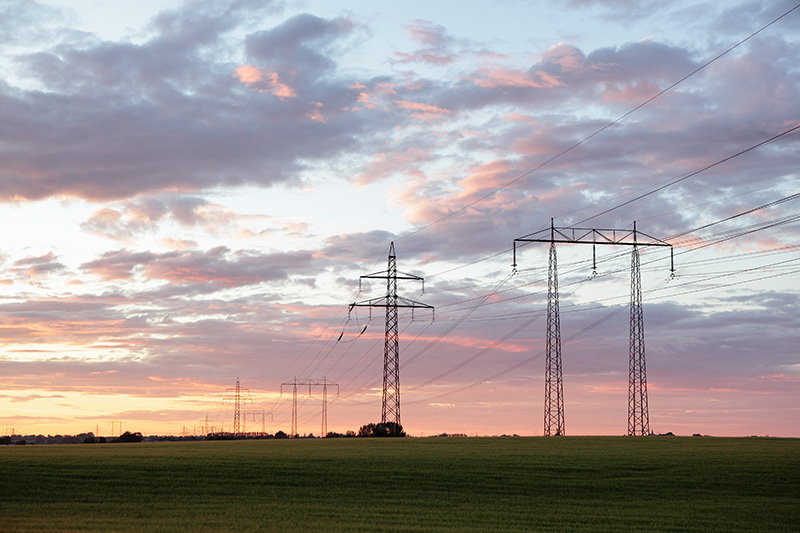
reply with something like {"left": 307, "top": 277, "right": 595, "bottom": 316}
{"left": 1, "top": 436, "right": 798, "bottom": 531}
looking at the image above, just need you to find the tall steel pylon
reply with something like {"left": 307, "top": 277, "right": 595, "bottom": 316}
{"left": 544, "top": 239, "right": 565, "bottom": 436}
{"left": 280, "top": 378, "right": 299, "bottom": 437}
{"left": 628, "top": 227, "right": 650, "bottom": 436}
{"left": 514, "top": 220, "right": 672, "bottom": 435}
{"left": 233, "top": 377, "right": 241, "bottom": 437}
{"left": 322, "top": 379, "right": 329, "bottom": 436}
{"left": 225, "top": 378, "right": 251, "bottom": 437}
{"left": 350, "top": 242, "right": 433, "bottom": 426}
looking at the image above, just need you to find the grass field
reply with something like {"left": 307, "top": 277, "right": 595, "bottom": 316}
{"left": 1, "top": 436, "right": 798, "bottom": 531}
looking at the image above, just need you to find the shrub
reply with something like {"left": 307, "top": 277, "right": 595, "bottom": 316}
{"left": 357, "top": 422, "right": 405, "bottom": 437}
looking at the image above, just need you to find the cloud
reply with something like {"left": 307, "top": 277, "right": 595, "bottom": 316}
{"left": 80, "top": 246, "right": 323, "bottom": 288}
{"left": 6, "top": 393, "right": 66, "bottom": 403}
{"left": 233, "top": 66, "right": 297, "bottom": 99}
{"left": 12, "top": 252, "right": 67, "bottom": 278}
{"left": 0, "top": 9, "right": 370, "bottom": 202}
{"left": 394, "top": 100, "right": 455, "bottom": 120}
{"left": 80, "top": 195, "right": 245, "bottom": 240}
{"left": 393, "top": 20, "right": 459, "bottom": 66}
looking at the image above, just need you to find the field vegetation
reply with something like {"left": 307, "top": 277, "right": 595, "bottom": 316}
{"left": 1, "top": 436, "right": 798, "bottom": 531}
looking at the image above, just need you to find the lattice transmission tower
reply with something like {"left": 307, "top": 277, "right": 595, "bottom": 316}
{"left": 628, "top": 228, "right": 649, "bottom": 436}
{"left": 544, "top": 237, "right": 565, "bottom": 435}
{"left": 350, "top": 242, "right": 433, "bottom": 426}
{"left": 281, "top": 378, "right": 339, "bottom": 437}
{"left": 514, "top": 220, "right": 672, "bottom": 436}
{"left": 224, "top": 378, "right": 251, "bottom": 437}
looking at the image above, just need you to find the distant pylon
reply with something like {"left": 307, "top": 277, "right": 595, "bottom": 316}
{"left": 281, "top": 378, "right": 338, "bottom": 436}
{"left": 628, "top": 227, "right": 650, "bottom": 436}
{"left": 544, "top": 239, "right": 565, "bottom": 436}
{"left": 225, "top": 378, "right": 251, "bottom": 438}
{"left": 322, "top": 380, "right": 328, "bottom": 436}
{"left": 233, "top": 377, "right": 241, "bottom": 437}
{"left": 291, "top": 379, "right": 298, "bottom": 437}
{"left": 350, "top": 242, "right": 433, "bottom": 427}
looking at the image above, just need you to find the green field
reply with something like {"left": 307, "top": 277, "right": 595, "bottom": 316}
{"left": 1, "top": 436, "right": 798, "bottom": 531}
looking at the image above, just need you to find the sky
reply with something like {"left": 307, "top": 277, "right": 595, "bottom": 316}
{"left": 0, "top": 0, "right": 798, "bottom": 438}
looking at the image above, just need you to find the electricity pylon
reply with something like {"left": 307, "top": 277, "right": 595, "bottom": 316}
{"left": 224, "top": 378, "right": 252, "bottom": 437}
{"left": 281, "top": 378, "right": 339, "bottom": 437}
{"left": 281, "top": 378, "right": 300, "bottom": 437}
{"left": 514, "top": 220, "right": 672, "bottom": 436}
{"left": 350, "top": 242, "right": 433, "bottom": 426}
{"left": 544, "top": 237, "right": 564, "bottom": 435}
{"left": 234, "top": 378, "right": 241, "bottom": 436}
{"left": 629, "top": 228, "right": 649, "bottom": 436}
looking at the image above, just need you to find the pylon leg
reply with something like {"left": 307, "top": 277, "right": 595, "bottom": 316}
{"left": 291, "top": 383, "right": 298, "bottom": 437}
{"left": 628, "top": 244, "right": 650, "bottom": 436}
{"left": 544, "top": 241, "right": 565, "bottom": 436}
{"left": 382, "top": 244, "right": 401, "bottom": 426}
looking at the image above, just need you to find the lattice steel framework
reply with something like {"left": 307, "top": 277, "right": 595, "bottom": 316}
{"left": 223, "top": 378, "right": 253, "bottom": 437}
{"left": 350, "top": 242, "right": 433, "bottom": 426}
{"left": 281, "top": 378, "right": 300, "bottom": 437}
{"left": 281, "top": 378, "right": 339, "bottom": 437}
{"left": 233, "top": 378, "right": 241, "bottom": 436}
{"left": 514, "top": 220, "right": 671, "bottom": 436}
{"left": 628, "top": 240, "right": 650, "bottom": 436}
{"left": 544, "top": 240, "right": 565, "bottom": 436}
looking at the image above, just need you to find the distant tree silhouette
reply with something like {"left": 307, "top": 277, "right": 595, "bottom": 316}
{"left": 357, "top": 422, "right": 405, "bottom": 437}
{"left": 274, "top": 430, "right": 289, "bottom": 439}
{"left": 113, "top": 431, "right": 143, "bottom": 443}
{"left": 326, "top": 430, "right": 357, "bottom": 438}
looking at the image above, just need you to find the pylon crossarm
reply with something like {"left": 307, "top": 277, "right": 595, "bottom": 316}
{"left": 515, "top": 226, "right": 671, "bottom": 248}
{"left": 351, "top": 295, "right": 434, "bottom": 309}
{"left": 361, "top": 270, "right": 425, "bottom": 281}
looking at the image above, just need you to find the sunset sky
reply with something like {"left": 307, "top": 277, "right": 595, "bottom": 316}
{"left": 1, "top": 0, "right": 798, "bottom": 438}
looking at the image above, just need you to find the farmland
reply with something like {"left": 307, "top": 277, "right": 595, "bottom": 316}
{"left": 1, "top": 436, "right": 798, "bottom": 531}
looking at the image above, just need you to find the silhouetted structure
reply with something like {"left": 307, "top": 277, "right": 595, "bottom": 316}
{"left": 281, "top": 378, "right": 339, "bottom": 437}
{"left": 628, "top": 232, "right": 649, "bottom": 436}
{"left": 350, "top": 242, "right": 433, "bottom": 426}
{"left": 514, "top": 220, "right": 672, "bottom": 436}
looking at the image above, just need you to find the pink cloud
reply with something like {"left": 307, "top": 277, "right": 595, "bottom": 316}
{"left": 541, "top": 42, "right": 587, "bottom": 73}
{"left": 232, "top": 65, "right": 263, "bottom": 85}
{"left": 233, "top": 65, "right": 296, "bottom": 99}
{"left": 393, "top": 19, "right": 458, "bottom": 65}
{"left": 394, "top": 100, "right": 455, "bottom": 120}
{"left": 467, "top": 67, "right": 565, "bottom": 89}
{"left": 305, "top": 102, "right": 327, "bottom": 123}
{"left": 12, "top": 252, "right": 66, "bottom": 278}
{"left": 348, "top": 82, "right": 397, "bottom": 111}
{"left": 354, "top": 147, "right": 432, "bottom": 186}
{"left": 456, "top": 159, "right": 519, "bottom": 198}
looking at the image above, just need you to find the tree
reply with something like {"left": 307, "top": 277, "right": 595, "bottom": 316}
{"left": 114, "top": 431, "right": 143, "bottom": 443}
{"left": 357, "top": 422, "right": 405, "bottom": 437}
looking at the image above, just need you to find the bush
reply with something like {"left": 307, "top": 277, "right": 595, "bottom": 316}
{"left": 113, "top": 431, "right": 143, "bottom": 443}
{"left": 357, "top": 422, "right": 405, "bottom": 438}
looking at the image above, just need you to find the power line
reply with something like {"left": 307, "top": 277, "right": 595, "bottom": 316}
{"left": 573, "top": 123, "right": 800, "bottom": 226}
{"left": 395, "top": 2, "right": 800, "bottom": 243}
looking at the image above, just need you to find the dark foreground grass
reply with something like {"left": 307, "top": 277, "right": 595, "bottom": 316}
{"left": 1, "top": 436, "right": 798, "bottom": 531}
